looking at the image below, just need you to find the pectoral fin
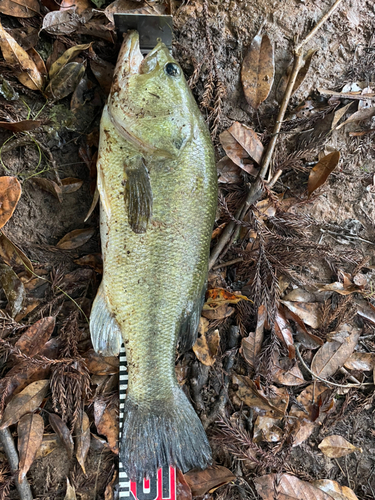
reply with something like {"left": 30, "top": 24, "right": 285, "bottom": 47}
{"left": 90, "top": 282, "right": 122, "bottom": 356}
{"left": 125, "top": 159, "right": 153, "bottom": 234}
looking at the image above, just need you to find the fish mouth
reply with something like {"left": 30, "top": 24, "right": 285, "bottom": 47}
{"left": 117, "top": 31, "right": 168, "bottom": 77}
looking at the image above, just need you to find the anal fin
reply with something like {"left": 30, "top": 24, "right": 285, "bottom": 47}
{"left": 178, "top": 283, "right": 207, "bottom": 353}
{"left": 125, "top": 159, "right": 152, "bottom": 234}
{"left": 90, "top": 283, "right": 122, "bottom": 356}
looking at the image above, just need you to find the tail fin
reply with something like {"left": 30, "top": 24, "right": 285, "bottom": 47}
{"left": 120, "top": 386, "right": 212, "bottom": 481}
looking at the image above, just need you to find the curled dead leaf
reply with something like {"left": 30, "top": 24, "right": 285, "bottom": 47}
{"left": 0, "top": 176, "right": 22, "bottom": 229}
{"left": 49, "top": 413, "right": 74, "bottom": 459}
{"left": 193, "top": 328, "right": 220, "bottom": 366}
{"left": 0, "top": 232, "right": 34, "bottom": 274}
{"left": 0, "top": 22, "right": 43, "bottom": 90}
{"left": 241, "top": 305, "right": 266, "bottom": 368}
{"left": 74, "top": 411, "right": 90, "bottom": 474}
{"left": 307, "top": 151, "right": 340, "bottom": 196}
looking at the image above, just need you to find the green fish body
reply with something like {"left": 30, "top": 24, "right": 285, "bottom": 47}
{"left": 90, "top": 31, "right": 217, "bottom": 480}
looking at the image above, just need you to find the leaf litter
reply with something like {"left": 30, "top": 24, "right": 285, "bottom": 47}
{"left": 0, "top": 0, "right": 374, "bottom": 498}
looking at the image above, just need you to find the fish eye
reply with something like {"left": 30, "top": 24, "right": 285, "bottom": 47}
{"left": 164, "top": 62, "right": 181, "bottom": 77}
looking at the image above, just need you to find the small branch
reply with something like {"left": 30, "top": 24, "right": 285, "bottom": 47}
{"left": 0, "top": 428, "right": 33, "bottom": 500}
{"left": 295, "top": 343, "right": 373, "bottom": 389}
{"left": 208, "top": 0, "right": 345, "bottom": 269}
{"left": 294, "top": 0, "right": 344, "bottom": 53}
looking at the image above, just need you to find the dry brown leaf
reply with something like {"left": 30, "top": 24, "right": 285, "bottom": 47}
{"left": 90, "top": 56, "right": 115, "bottom": 95}
{"left": 336, "top": 106, "right": 375, "bottom": 130}
{"left": 95, "top": 404, "right": 118, "bottom": 454}
{"left": 0, "top": 263, "right": 25, "bottom": 317}
{"left": 276, "top": 49, "right": 317, "bottom": 103}
{"left": 311, "top": 326, "right": 361, "bottom": 378}
{"left": 0, "top": 22, "right": 43, "bottom": 90}
{"left": 0, "top": 0, "right": 40, "bottom": 17}
{"left": 15, "top": 317, "right": 55, "bottom": 357}
{"left": 32, "top": 178, "right": 63, "bottom": 203}
{"left": 201, "top": 303, "right": 235, "bottom": 320}
{"left": 45, "top": 61, "right": 86, "bottom": 101}
{"left": 241, "top": 305, "right": 266, "bottom": 368}
{"left": 313, "top": 479, "right": 359, "bottom": 500}
{"left": 283, "top": 288, "right": 316, "bottom": 302}
{"left": 217, "top": 156, "right": 243, "bottom": 184}
{"left": 49, "top": 413, "right": 74, "bottom": 459}
{"left": 84, "top": 350, "right": 119, "bottom": 375}
{"left": 271, "top": 358, "right": 305, "bottom": 386}
{"left": 0, "top": 231, "right": 34, "bottom": 274}
{"left": 0, "top": 120, "right": 42, "bottom": 132}
{"left": 241, "top": 33, "right": 274, "bottom": 109}
{"left": 227, "top": 122, "right": 264, "bottom": 165}
{"left": 0, "top": 176, "right": 22, "bottom": 229}
{"left": 318, "top": 435, "right": 362, "bottom": 458}
{"left": 104, "top": 0, "right": 166, "bottom": 23}
{"left": 184, "top": 465, "right": 235, "bottom": 496}
{"left": 17, "top": 413, "right": 44, "bottom": 482}
{"left": 61, "top": 177, "right": 83, "bottom": 194}
{"left": 177, "top": 469, "right": 193, "bottom": 500}
{"left": 0, "top": 379, "right": 49, "bottom": 429}
{"left": 331, "top": 102, "right": 355, "bottom": 130}
{"left": 307, "top": 151, "right": 340, "bottom": 196}
{"left": 65, "top": 478, "right": 77, "bottom": 500}
{"left": 253, "top": 416, "right": 282, "bottom": 443}
{"left": 233, "top": 374, "right": 288, "bottom": 417}
{"left": 49, "top": 43, "right": 91, "bottom": 79}
{"left": 42, "top": 9, "right": 81, "bottom": 35}
{"left": 56, "top": 228, "right": 95, "bottom": 250}
{"left": 27, "top": 48, "right": 47, "bottom": 80}
{"left": 74, "top": 411, "right": 90, "bottom": 474}
{"left": 61, "top": 0, "right": 90, "bottom": 14}
{"left": 280, "top": 300, "right": 321, "bottom": 329}
{"left": 285, "top": 308, "right": 323, "bottom": 349}
{"left": 344, "top": 352, "right": 375, "bottom": 371}
{"left": 74, "top": 253, "right": 103, "bottom": 273}
{"left": 219, "top": 130, "right": 254, "bottom": 170}
{"left": 203, "top": 288, "right": 250, "bottom": 309}
{"left": 275, "top": 307, "right": 295, "bottom": 358}
{"left": 255, "top": 473, "right": 334, "bottom": 500}
{"left": 35, "top": 434, "right": 60, "bottom": 459}
{"left": 193, "top": 329, "right": 220, "bottom": 366}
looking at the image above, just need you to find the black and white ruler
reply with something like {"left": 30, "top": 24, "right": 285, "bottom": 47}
{"left": 119, "top": 344, "right": 176, "bottom": 500}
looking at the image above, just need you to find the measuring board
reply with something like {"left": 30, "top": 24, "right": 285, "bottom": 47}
{"left": 119, "top": 344, "right": 177, "bottom": 500}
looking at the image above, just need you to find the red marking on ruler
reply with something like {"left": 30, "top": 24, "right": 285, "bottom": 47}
{"left": 129, "top": 466, "right": 176, "bottom": 500}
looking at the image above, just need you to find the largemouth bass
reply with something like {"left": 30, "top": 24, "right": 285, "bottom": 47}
{"left": 90, "top": 31, "right": 217, "bottom": 480}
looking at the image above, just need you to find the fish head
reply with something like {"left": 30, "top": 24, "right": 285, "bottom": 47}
{"left": 108, "top": 31, "right": 196, "bottom": 158}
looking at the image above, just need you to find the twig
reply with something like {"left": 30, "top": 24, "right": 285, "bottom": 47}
{"left": 208, "top": 0, "right": 345, "bottom": 269}
{"left": 0, "top": 428, "right": 33, "bottom": 500}
{"left": 320, "top": 228, "right": 375, "bottom": 245}
{"left": 295, "top": 343, "right": 373, "bottom": 389}
{"left": 212, "top": 257, "right": 244, "bottom": 270}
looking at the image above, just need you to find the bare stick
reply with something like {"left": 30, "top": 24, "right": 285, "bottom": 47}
{"left": 0, "top": 428, "right": 33, "bottom": 500}
{"left": 208, "top": 0, "right": 345, "bottom": 269}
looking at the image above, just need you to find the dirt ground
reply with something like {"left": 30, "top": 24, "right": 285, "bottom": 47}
{"left": 0, "top": 0, "right": 375, "bottom": 498}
